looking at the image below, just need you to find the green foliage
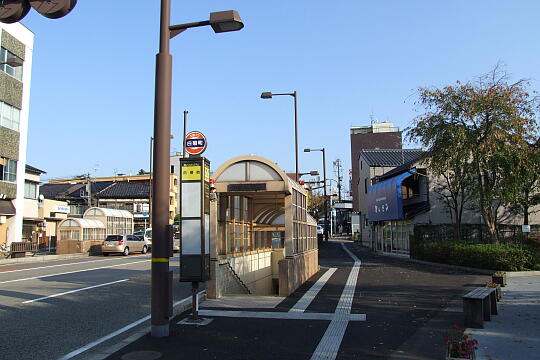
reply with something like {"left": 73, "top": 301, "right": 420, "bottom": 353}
{"left": 414, "top": 241, "right": 539, "bottom": 271}
{"left": 407, "top": 67, "right": 540, "bottom": 243}
{"left": 308, "top": 193, "right": 325, "bottom": 220}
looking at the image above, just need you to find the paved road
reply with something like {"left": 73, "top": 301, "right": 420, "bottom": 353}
{"left": 0, "top": 254, "right": 194, "bottom": 360}
{"left": 103, "top": 241, "right": 488, "bottom": 360}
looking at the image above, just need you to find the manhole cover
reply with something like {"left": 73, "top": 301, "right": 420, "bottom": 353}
{"left": 121, "top": 350, "right": 162, "bottom": 360}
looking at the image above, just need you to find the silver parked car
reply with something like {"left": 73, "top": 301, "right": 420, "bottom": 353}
{"left": 102, "top": 234, "right": 150, "bottom": 256}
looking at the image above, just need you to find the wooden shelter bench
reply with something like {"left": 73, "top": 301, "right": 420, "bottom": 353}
{"left": 463, "top": 287, "right": 498, "bottom": 328}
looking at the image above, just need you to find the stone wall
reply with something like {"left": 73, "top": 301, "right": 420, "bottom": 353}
{"left": 278, "top": 249, "right": 319, "bottom": 296}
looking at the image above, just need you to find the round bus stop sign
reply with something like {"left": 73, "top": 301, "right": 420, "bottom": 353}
{"left": 185, "top": 131, "right": 207, "bottom": 156}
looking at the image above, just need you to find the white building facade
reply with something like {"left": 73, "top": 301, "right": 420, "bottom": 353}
{"left": 0, "top": 23, "right": 34, "bottom": 246}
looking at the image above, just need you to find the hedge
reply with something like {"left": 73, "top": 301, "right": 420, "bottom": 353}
{"left": 413, "top": 241, "right": 540, "bottom": 271}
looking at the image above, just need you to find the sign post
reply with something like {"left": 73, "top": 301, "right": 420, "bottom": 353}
{"left": 179, "top": 154, "right": 211, "bottom": 324}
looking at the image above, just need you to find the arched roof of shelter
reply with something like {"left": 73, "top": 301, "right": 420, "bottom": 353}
{"left": 58, "top": 218, "right": 105, "bottom": 229}
{"left": 84, "top": 207, "right": 133, "bottom": 219}
{"left": 213, "top": 155, "right": 306, "bottom": 195}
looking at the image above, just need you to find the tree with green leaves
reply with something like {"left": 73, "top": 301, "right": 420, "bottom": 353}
{"left": 408, "top": 68, "right": 539, "bottom": 243}
{"left": 308, "top": 192, "right": 326, "bottom": 221}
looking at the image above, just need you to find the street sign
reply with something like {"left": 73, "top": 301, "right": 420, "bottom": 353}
{"left": 522, "top": 225, "right": 531, "bottom": 233}
{"left": 185, "top": 131, "right": 207, "bottom": 156}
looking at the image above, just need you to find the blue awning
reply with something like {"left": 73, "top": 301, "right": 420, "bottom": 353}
{"left": 367, "top": 169, "right": 416, "bottom": 222}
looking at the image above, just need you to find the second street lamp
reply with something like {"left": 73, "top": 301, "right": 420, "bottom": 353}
{"left": 260, "top": 91, "right": 299, "bottom": 182}
{"left": 304, "top": 147, "right": 328, "bottom": 242}
{"left": 151, "top": 2, "right": 243, "bottom": 338}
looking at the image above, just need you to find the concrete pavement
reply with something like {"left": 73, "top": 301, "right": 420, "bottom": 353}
{"left": 467, "top": 275, "right": 540, "bottom": 360}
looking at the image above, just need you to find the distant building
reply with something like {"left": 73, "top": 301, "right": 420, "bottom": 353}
{"left": 350, "top": 122, "right": 402, "bottom": 213}
{"left": 356, "top": 149, "right": 424, "bottom": 243}
{"left": 0, "top": 23, "right": 34, "bottom": 246}
{"left": 42, "top": 172, "right": 178, "bottom": 230}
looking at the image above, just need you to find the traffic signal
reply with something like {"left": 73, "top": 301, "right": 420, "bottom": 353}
{"left": 0, "top": 0, "right": 77, "bottom": 24}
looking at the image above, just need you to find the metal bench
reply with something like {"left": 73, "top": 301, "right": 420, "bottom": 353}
{"left": 463, "top": 287, "right": 498, "bottom": 328}
{"left": 8, "top": 242, "right": 38, "bottom": 258}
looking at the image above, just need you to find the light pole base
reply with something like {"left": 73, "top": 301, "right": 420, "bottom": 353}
{"left": 151, "top": 324, "right": 169, "bottom": 338}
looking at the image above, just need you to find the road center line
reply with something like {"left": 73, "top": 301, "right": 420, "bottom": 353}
{"left": 0, "top": 259, "right": 148, "bottom": 284}
{"left": 0, "top": 255, "right": 149, "bottom": 274}
{"left": 310, "top": 242, "right": 362, "bottom": 360}
{"left": 23, "top": 279, "right": 130, "bottom": 304}
{"left": 290, "top": 267, "right": 337, "bottom": 312}
{"left": 57, "top": 291, "right": 205, "bottom": 360}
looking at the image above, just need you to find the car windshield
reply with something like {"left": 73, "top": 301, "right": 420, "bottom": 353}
{"left": 145, "top": 230, "right": 152, "bottom": 238}
{"left": 105, "top": 235, "right": 123, "bottom": 241}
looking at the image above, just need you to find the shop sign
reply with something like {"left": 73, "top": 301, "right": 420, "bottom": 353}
{"left": 54, "top": 205, "right": 70, "bottom": 213}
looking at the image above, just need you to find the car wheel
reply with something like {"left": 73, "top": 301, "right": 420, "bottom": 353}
{"left": 141, "top": 246, "right": 147, "bottom": 254}
{"left": 123, "top": 247, "right": 129, "bottom": 256}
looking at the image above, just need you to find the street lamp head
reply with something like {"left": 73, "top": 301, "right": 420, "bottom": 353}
{"left": 303, "top": 148, "right": 311, "bottom": 152}
{"left": 209, "top": 10, "right": 244, "bottom": 33}
{"left": 1, "top": 57, "right": 23, "bottom": 67}
{"left": 260, "top": 92, "right": 273, "bottom": 99}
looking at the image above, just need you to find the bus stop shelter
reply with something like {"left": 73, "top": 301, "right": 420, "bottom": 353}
{"left": 207, "top": 155, "right": 318, "bottom": 298}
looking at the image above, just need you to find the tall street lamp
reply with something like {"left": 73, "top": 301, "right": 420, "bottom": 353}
{"left": 260, "top": 91, "right": 299, "bottom": 182}
{"left": 151, "top": 2, "right": 243, "bottom": 338}
{"left": 304, "top": 147, "right": 328, "bottom": 242}
{"left": 149, "top": 134, "right": 173, "bottom": 228}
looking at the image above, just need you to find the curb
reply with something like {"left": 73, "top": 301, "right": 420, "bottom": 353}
{"left": 0, "top": 253, "right": 92, "bottom": 265}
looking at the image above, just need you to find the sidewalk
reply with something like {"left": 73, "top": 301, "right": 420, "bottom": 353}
{"left": 467, "top": 275, "right": 540, "bottom": 360}
{"left": 0, "top": 251, "right": 90, "bottom": 265}
{"left": 94, "top": 241, "right": 488, "bottom": 360}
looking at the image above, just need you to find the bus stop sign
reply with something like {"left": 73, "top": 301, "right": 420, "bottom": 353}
{"left": 185, "top": 131, "right": 207, "bottom": 156}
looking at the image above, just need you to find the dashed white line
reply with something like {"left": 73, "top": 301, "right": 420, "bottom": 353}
{"left": 0, "top": 259, "right": 148, "bottom": 284}
{"left": 23, "top": 279, "right": 130, "bottom": 304}
{"left": 0, "top": 255, "right": 149, "bottom": 274}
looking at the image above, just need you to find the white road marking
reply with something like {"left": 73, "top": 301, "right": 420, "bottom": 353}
{"left": 0, "top": 259, "right": 148, "bottom": 284}
{"left": 0, "top": 255, "right": 149, "bottom": 274}
{"left": 23, "top": 279, "right": 130, "bottom": 304}
{"left": 290, "top": 267, "right": 337, "bottom": 312}
{"left": 310, "top": 243, "right": 362, "bottom": 360}
{"left": 197, "top": 310, "right": 366, "bottom": 321}
{"left": 57, "top": 291, "right": 205, "bottom": 360}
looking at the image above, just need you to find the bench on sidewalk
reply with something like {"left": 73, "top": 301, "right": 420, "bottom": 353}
{"left": 463, "top": 287, "right": 498, "bottom": 328}
{"left": 8, "top": 242, "right": 38, "bottom": 258}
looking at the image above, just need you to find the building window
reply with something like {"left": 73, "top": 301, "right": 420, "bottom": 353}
{"left": 24, "top": 181, "right": 37, "bottom": 199}
{"left": 0, "top": 101, "right": 21, "bottom": 132}
{"left": 0, "top": 158, "right": 17, "bottom": 183}
{"left": 364, "top": 178, "right": 368, "bottom": 194}
{"left": 0, "top": 47, "right": 23, "bottom": 81}
{"left": 69, "top": 205, "right": 84, "bottom": 216}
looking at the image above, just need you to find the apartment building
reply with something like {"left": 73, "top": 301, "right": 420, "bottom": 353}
{"left": 0, "top": 23, "right": 33, "bottom": 246}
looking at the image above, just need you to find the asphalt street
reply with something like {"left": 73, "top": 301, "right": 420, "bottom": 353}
{"left": 104, "top": 241, "right": 488, "bottom": 360}
{"left": 0, "top": 254, "right": 194, "bottom": 360}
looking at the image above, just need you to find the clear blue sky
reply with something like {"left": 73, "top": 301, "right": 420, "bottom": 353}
{"left": 22, "top": 1, "right": 540, "bottom": 189}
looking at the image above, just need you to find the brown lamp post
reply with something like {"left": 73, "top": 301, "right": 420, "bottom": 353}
{"left": 151, "top": 1, "right": 243, "bottom": 338}
{"left": 304, "top": 147, "right": 328, "bottom": 242}
{"left": 260, "top": 91, "right": 299, "bottom": 182}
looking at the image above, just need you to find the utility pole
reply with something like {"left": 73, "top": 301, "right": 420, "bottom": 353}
{"left": 333, "top": 159, "right": 343, "bottom": 201}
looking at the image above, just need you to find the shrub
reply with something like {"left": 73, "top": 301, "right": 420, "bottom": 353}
{"left": 414, "top": 241, "right": 538, "bottom": 271}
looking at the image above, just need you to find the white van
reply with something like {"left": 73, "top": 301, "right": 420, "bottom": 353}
{"left": 143, "top": 227, "right": 180, "bottom": 252}
{"left": 144, "top": 228, "right": 152, "bottom": 250}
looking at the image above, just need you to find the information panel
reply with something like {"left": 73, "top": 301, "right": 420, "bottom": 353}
{"left": 179, "top": 157, "right": 211, "bottom": 282}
